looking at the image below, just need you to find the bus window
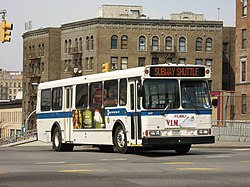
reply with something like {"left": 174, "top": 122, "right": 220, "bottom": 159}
{"left": 41, "top": 89, "right": 51, "bottom": 111}
{"left": 76, "top": 84, "right": 88, "bottom": 109}
{"left": 143, "top": 79, "right": 179, "bottom": 109}
{"left": 90, "top": 82, "right": 102, "bottom": 108}
{"left": 66, "top": 87, "right": 72, "bottom": 109}
{"left": 104, "top": 80, "right": 118, "bottom": 107}
{"left": 52, "top": 87, "right": 63, "bottom": 111}
{"left": 130, "top": 84, "right": 134, "bottom": 110}
{"left": 119, "top": 78, "right": 127, "bottom": 106}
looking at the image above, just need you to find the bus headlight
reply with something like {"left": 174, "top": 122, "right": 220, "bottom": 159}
{"left": 149, "top": 130, "right": 161, "bottom": 136}
{"left": 197, "top": 129, "right": 210, "bottom": 135}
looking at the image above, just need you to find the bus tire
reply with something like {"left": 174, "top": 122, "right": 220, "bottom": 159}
{"left": 174, "top": 144, "right": 191, "bottom": 155}
{"left": 114, "top": 126, "right": 128, "bottom": 154}
{"left": 52, "top": 127, "right": 66, "bottom": 152}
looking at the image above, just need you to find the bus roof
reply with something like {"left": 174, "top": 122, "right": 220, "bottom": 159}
{"left": 38, "top": 64, "right": 210, "bottom": 90}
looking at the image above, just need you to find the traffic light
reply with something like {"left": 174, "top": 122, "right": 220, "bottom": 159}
{"left": 0, "top": 19, "right": 13, "bottom": 43}
{"left": 102, "top": 63, "right": 110, "bottom": 72}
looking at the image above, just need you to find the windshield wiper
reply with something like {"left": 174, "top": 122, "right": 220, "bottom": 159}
{"left": 161, "top": 104, "right": 169, "bottom": 115}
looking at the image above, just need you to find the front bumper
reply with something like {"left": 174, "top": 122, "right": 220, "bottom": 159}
{"left": 142, "top": 136, "right": 215, "bottom": 146}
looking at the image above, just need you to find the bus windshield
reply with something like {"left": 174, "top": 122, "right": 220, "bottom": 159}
{"left": 180, "top": 80, "right": 211, "bottom": 109}
{"left": 143, "top": 79, "right": 180, "bottom": 109}
{"left": 143, "top": 79, "right": 211, "bottom": 110}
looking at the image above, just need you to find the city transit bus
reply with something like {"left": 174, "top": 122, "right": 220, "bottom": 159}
{"left": 36, "top": 64, "right": 214, "bottom": 154}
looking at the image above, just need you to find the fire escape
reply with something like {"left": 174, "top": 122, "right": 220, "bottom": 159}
{"left": 150, "top": 45, "right": 178, "bottom": 64}
{"left": 69, "top": 46, "right": 83, "bottom": 76}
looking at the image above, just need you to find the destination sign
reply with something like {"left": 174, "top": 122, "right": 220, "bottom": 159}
{"left": 149, "top": 67, "right": 206, "bottom": 77}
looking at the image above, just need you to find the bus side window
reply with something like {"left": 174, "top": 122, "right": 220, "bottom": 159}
{"left": 119, "top": 78, "right": 127, "bottom": 106}
{"left": 104, "top": 80, "right": 118, "bottom": 107}
{"left": 41, "top": 89, "right": 51, "bottom": 111}
{"left": 90, "top": 82, "right": 102, "bottom": 108}
{"left": 52, "top": 87, "right": 63, "bottom": 111}
{"left": 76, "top": 84, "right": 88, "bottom": 108}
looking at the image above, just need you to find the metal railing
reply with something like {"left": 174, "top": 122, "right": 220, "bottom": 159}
{"left": 213, "top": 121, "right": 250, "bottom": 142}
{"left": 0, "top": 129, "right": 37, "bottom": 146}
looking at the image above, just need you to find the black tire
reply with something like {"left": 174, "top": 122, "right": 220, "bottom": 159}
{"left": 52, "top": 127, "right": 74, "bottom": 152}
{"left": 114, "top": 126, "right": 128, "bottom": 154}
{"left": 174, "top": 144, "right": 191, "bottom": 155}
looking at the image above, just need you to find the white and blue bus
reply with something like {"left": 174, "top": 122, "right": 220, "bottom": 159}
{"left": 36, "top": 64, "right": 214, "bottom": 154}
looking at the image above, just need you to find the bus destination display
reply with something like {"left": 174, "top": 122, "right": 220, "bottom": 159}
{"left": 149, "top": 67, "right": 205, "bottom": 77}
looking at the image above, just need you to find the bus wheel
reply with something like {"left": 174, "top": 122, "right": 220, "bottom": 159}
{"left": 114, "top": 126, "right": 128, "bottom": 154}
{"left": 174, "top": 144, "right": 191, "bottom": 155}
{"left": 52, "top": 127, "right": 64, "bottom": 151}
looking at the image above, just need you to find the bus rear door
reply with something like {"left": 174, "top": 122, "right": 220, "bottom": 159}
{"left": 64, "top": 86, "right": 73, "bottom": 143}
{"left": 128, "top": 79, "right": 142, "bottom": 146}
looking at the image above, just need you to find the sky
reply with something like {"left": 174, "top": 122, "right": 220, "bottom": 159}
{"left": 0, "top": 0, "right": 236, "bottom": 71}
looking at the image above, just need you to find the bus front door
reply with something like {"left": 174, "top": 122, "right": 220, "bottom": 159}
{"left": 128, "top": 80, "right": 142, "bottom": 146}
{"left": 64, "top": 87, "right": 73, "bottom": 143}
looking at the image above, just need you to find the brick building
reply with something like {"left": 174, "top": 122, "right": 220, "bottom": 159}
{"left": 22, "top": 5, "right": 236, "bottom": 129}
{"left": 22, "top": 28, "right": 61, "bottom": 129}
{"left": 235, "top": 0, "right": 250, "bottom": 120}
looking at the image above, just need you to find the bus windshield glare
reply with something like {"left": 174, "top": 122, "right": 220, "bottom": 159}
{"left": 143, "top": 79, "right": 211, "bottom": 110}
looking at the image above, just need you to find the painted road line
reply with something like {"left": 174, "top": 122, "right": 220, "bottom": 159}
{"left": 65, "top": 163, "right": 92, "bottom": 166}
{"left": 58, "top": 169, "right": 108, "bottom": 173}
{"left": 176, "top": 168, "right": 220, "bottom": 171}
{"left": 34, "top": 162, "right": 66, "bottom": 165}
{"left": 161, "top": 162, "right": 193, "bottom": 165}
{"left": 233, "top": 149, "right": 250, "bottom": 151}
{"left": 240, "top": 161, "right": 250, "bottom": 163}
{"left": 206, "top": 155, "right": 231, "bottom": 158}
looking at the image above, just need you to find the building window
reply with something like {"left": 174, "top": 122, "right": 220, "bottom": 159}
{"left": 179, "top": 58, "right": 186, "bottom": 64}
{"left": 223, "top": 42, "right": 229, "bottom": 54}
{"left": 242, "top": 0, "right": 248, "bottom": 16}
{"left": 241, "top": 60, "right": 246, "bottom": 82}
{"left": 152, "top": 36, "right": 159, "bottom": 51}
{"left": 241, "top": 94, "right": 247, "bottom": 114}
{"left": 242, "top": 29, "right": 247, "bottom": 49}
{"left": 205, "top": 59, "right": 212, "bottom": 67}
{"left": 121, "top": 57, "right": 128, "bottom": 70}
{"left": 64, "top": 60, "right": 68, "bottom": 71}
{"left": 68, "top": 39, "right": 72, "bottom": 54}
{"left": 64, "top": 40, "right": 68, "bottom": 53}
{"left": 165, "top": 36, "right": 173, "bottom": 51}
{"left": 75, "top": 38, "right": 78, "bottom": 52}
{"left": 195, "top": 59, "right": 202, "bottom": 65}
{"left": 178, "top": 37, "right": 186, "bottom": 52}
{"left": 90, "top": 36, "right": 94, "bottom": 50}
{"left": 41, "top": 63, "right": 44, "bottom": 73}
{"left": 138, "top": 57, "right": 145, "bottom": 66}
{"left": 86, "top": 36, "right": 89, "bottom": 50}
{"left": 152, "top": 57, "right": 159, "bottom": 65}
{"left": 139, "top": 36, "right": 146, "bottom": 51}
{"left": 111, "top": 57, "right": 118, "bottom": 70}
{"left": 195, "top": 37, "right": 203, "bottom": 51}
{"left": 111, "top": 35, "right": 118, "bottom": 49}
{"left": 205, "top": 38, "right": 213, "bottom": 52}
{"left": 79, "top": 37, "right": 83, "bottom": 52}
{"left": 86, "top": 57, "right": 93, "bottom": 71}
{"left": 121, "top": 35, "right": 128, "bottom": 49}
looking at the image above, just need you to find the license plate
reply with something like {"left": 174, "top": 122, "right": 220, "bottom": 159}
{"left": 172, "top": 130, "right": 180, "bottom": 135}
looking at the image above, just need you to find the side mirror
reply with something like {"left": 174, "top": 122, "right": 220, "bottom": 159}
{"left": 137, "top": 84, "right": 144, "bottom": 97}
{"left": 212, "top": 99, "right": 218, "bottom": 107}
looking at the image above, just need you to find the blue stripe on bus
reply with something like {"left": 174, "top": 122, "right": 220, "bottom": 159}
{"left": 36, "top": 108, "right": 212, "bottom": 119}
{"left": 36, "top": 111, "right": 72, "bottom": 119}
